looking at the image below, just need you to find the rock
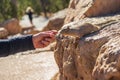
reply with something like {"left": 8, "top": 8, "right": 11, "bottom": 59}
{"left": 2, "top": 18, "right": 22, "bottom": 35}
{"left": 21, "top": 25, "right": 35, "bottom": 34}
{"left": 64, "top": 0, "right": 93, "bottom": 24}
{"left": 0, "top": 28, "right": 8, "bottom": 39}
{"left": 26, "top": 29, "right": 40, "bottom": 34}
{"left": 92, "top": 37, "right": 120, "bottom": 80}
{"left": 85, "top": 0, "right": 120, "bottom": 17}
{"left": 53, "top": 0, "right": 120, "bottom": 80}
{"left": 92, "top": 24, "right": 120, "bottom": 80}
{"left": 42, "top": 9, "right": 68, "bottom": 31}
{"left": 49, "top": 42, "right": 57, "bottom": 51}
{"left": 64, "top": 0, "right": 120, "bottom": 24}
{"left": 54, "top": 14, "right": 120, "bottom": 80}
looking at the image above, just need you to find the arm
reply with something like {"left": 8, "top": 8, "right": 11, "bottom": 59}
{"left": 0, "top": 30, "right": 57, "bottom": 57}
{"left": 0, "top": 35, "right": 34, "bottom": 57}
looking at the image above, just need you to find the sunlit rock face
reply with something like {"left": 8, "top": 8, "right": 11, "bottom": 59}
{"left": 53, "top": 0, "right": 120, "bottom": 80}
{"left": 42, "top": 9, "right": 68, "bottom": 31}
{"left": 1, "top": 18, "right": 22, "bottom": 35}
{"left": 0, "top": 28, "right": 8, "bottom": 39}
{"left": 64, "top": 0, "right": 120, "bottom": 24}
{"left": 54, "top": 15, "right": 120, "bottom": 80}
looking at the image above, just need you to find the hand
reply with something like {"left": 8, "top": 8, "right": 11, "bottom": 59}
{"left": 32, "top": 30, "right": 57, "bottom": 48}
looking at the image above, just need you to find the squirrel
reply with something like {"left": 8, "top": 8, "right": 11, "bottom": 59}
{"left": 57, "top": 23, "right": 100, "bottom": 38}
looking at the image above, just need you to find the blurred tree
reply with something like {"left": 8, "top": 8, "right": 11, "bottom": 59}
{"left": 0, "top": 0, "right": 70, "bottom": 22}
{"left": 0, "top": 0, "right": 18, "bottom": 22}
{"left": 10, "top": 0, "right": 18, "bottom": 19}
{"left": 40, "top": 0, "right": 50, "bottom": 18}
{"left": 0, "top": 0, "right": 11, "bottom": 22}
{"left": 62, "top": 0, "right": 70, "bottom": 8}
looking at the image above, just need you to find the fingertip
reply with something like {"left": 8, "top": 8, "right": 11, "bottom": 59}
{"left": 51, "top": 30, "right": 58, "bottom": 34}
{"left": 39, "top": 41, "right": 46, "bottom": 48}
{"left": 49, "top": 33, "right": 54, "bottom": 37}
{"left": 41, "top": 30, "right": 57, "bottom": 38}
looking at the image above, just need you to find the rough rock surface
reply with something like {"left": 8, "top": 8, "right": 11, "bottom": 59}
{"left": 85, "top": 0, "right": 120, "bottom": 17}
{"left": 54, "top": 13, "right": 120, "bottom": 80}
{"left": 42, "top": 9, "right": 67, "bottom": 31}
{"left": 64, "top": 0, "right": 120, "bottom": 24}
{"left": 0, "top": 28, "right": 8, "bottom": 38}
{"left": 1, "top": 18, "right": 22, "bottom": 35}
{"left": 93, "top": 36, "right": 120, "bottom": 80}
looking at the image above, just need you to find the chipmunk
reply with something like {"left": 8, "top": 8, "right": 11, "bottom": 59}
{"left": 57, "top": 22, "right": 100, "bottom": 38}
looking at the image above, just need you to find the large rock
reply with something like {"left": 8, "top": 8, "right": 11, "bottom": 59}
{"left": 64, "top": 0, "right": 120, "bottom": 24}
{"left": 2, "top": 18, "right": 22, "bottom": 35}
{"left": 93, "top": 36, "right": 120, "bottom": 80}
{"left": 0, "top": 28, "right": 8, "bottom": 39}
{"left": 53, "top": 0, "right": 120, "bottom": 80}
{"left": 54, "top": 14, "right": 120, "bottom": 80}
{"left": 42, "top": 9, "right": 68, "bottom": 31}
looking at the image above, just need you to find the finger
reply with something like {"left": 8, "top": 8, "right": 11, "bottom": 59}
{"left": 40, "top": 32, "right": 52, "bottom": 38}
{"left": 43, "top": 30, "right": 57, "bottom": 35}
{"left": 42, "top": 32, "right": 55, "bottom": 38}
{"left": 38, "top": 42, "right": 47, "bottom": 48}
{"left": 51, "top": 30, "right": 58, "bottom": 35}
{"left": 45, "top": 38, "right": 52, "bottom": 42}
{"left": 49, "top": 37, "right": 55, "bottom": 43}
{"left": 34, "top": 42, "right": 44, "bottom": 48}
{"left": 45, "top": 37, "right": 55, "bottom": 43}
{"left": 34, "top": 31, "right": 56, "bottom": 42}
{"left": 41, "top": 40, "right": 50, "bottom": 47}
{"left": 33, "top": 32, "right": 50, "bottom": 39}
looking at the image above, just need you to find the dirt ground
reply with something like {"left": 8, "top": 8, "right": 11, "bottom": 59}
{"left": 0, "top": 49, "right": 58, "bottom": 80}
{"left": 0, "top": 14, "right": 58, "bottom": 80}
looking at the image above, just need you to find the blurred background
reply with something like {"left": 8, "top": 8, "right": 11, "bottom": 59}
{"left": 0, "top": 0, "right": 70, "bottom": 22}
{"left": 0, "top": 0, "right": 70, "bottom": 36}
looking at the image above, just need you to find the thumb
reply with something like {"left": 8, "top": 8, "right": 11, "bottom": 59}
{"left": 39, "top": 33, "right": 52, "bottom": 39}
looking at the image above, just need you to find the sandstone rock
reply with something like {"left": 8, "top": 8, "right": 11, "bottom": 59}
{"left": 64, "top": 0, "right": 120, "bottom": 24}
{"left": 64, "top": 0, "right": 93, "bottom": 24}
{"left": 53, "top": 0, "right": 120, "bottom": 80}
{"left": 2, "top": 18, "right": 22, "bottom": 35}
{"left": 85, "top": 0, "right": 120, "bottom": 17}
{"left": 54, "top": 14, "right": 120, "bottom": 80}
{"left": 42, "top": 9, "right": 68, "bottom": 31}
{"left": 21, "top": 25, "right": 35, "bottom": 34}
{"left": 49, "top": 42, "right": 57, "bottom": 51}
{"left": 26, "top": 29, "right": 40, "bottom": 34}
{"left": 92, "top": 24, "right": 120, "bottom": 80}
{"left": 0, "top": 28, "right": 8, "bottom": 39}
{"left": 92, "top": 37, "right": 120, "bottom": 80}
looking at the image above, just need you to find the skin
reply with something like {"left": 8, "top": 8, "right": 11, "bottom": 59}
{"left": 32, "top": 30, "right": 57, "bottom": 48}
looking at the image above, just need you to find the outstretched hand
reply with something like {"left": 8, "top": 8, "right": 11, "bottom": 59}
{"left": 32, "top": 30, "right": 57, "bottom": 48}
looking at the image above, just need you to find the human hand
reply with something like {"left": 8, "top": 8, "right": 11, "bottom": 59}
{"left": 32, "top": 30, "right": 57, "bottom": 48}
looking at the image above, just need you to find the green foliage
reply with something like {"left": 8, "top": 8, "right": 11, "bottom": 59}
{"left": 0, "top": 0, "right": 70, "bottom": 22}
{"left": 0, "top": 0, "right": 12, "bottom": 22}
